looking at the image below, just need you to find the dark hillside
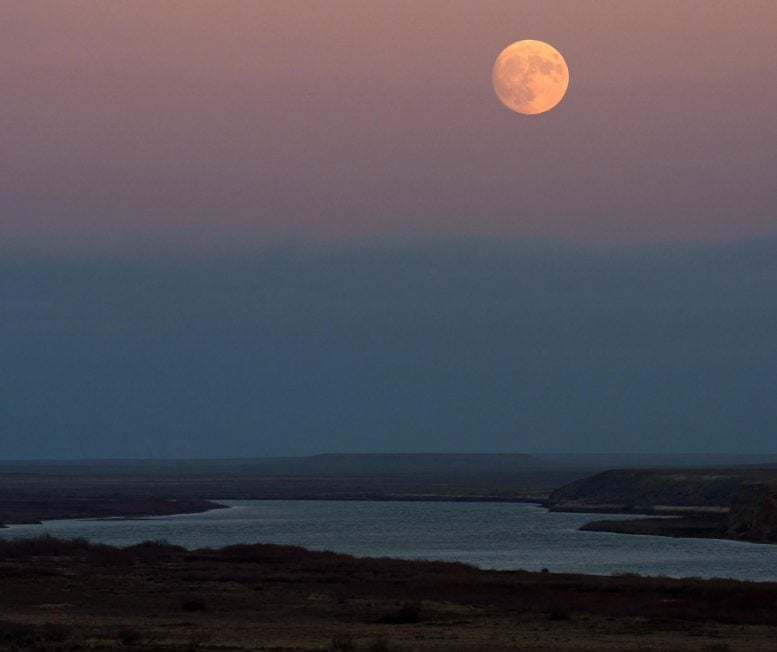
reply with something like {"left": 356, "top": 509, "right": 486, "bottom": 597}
{"left": 571, "top": 474, "right": 777, "bottom": 545}
{"left": 547, "top": 468, "right": 777, "bottom": 514}
{"left": 727, "top": 480, "right": 777, "bottom": 542}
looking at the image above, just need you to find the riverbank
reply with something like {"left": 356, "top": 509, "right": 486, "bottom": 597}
{"left": 0, "top": 535, "right": 775, "bottom": 651}
{"left": 580, "top": 514, "right": 729, "bottom": 540}
{"left": 2, "top": 493, "right": 770, "bottom": 551}
{"left": 548, "top": 468, "right": 777, "bottom": 545}
{"left": 0, "top": 497, "right": 227, "bottom": 528}
{"left": 0, "top": 493, "right": 767, "bottom": 551}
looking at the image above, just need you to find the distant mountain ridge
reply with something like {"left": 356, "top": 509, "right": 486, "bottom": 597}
{"left": 0, "top": 453, "right": 538, "bottom": 476}
{"left": 300, "top": 453, "right": 537, "bottom": 473}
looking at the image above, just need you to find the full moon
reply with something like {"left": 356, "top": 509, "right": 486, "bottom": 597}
{"left": 492, "top": 40, "right": 569, "bottom": 115}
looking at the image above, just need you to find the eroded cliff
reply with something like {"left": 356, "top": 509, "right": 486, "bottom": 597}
{"left": 727, "top": 481, "right": 777, "bottom": 543}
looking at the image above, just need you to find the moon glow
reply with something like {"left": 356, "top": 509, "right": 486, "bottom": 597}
{"left": 492, "top": 40, "right": 569, "bottom": 115}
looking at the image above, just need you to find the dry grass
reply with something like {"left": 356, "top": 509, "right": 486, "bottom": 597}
{"left": 0, "top": 536, "right": 775, "bottom": 650}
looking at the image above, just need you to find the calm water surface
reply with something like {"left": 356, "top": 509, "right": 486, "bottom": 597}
{"left": 2, "top": 500, "right": 776, "bottom": 581}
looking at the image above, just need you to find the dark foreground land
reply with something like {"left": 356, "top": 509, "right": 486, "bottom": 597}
{"left": 1, "top": 536, "right": 777, "bottom": 652}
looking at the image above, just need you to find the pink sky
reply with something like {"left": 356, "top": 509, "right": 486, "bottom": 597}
{"left": 2, "top": 0, "right": 776, "bottom": 248}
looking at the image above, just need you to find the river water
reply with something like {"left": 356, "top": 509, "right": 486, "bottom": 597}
{"left": 2, "top": 500, "right": 776, "bottom": 581}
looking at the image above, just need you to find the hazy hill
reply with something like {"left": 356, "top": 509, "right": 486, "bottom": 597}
{"left": 3, "top": 453, "right": 775, "bottom": 476}
{"left": 547, "top": 468, "right": 777, "bottom": 513}
{"left": 287, "top": 453, "right": 538, "bottom": 473}
{"left": 0, "top": 453, "right": 538, "bottom": 476}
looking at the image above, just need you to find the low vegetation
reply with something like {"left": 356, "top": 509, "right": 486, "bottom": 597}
{"left": 0, "top": 536, "right": 775, "bottom": 650}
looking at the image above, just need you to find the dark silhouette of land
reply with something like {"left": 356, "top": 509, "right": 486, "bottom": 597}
{"left": 546, "top": 467, "right": 777, "bottom": 513}
{"left": 0, "top": 497, "right": 225, "bottom": 528}
{"left": 580, "top": 514, "right": 729, "bottom": 539}
{"left": 546, "top": 469, "right": 777, "bottom": 544}
{"left": 0, "top": 535, "right": 776, "bottom": 651}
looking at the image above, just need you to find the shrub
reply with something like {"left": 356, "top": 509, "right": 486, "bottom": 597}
{"left": 181, "top": 597, "right": 208, "bottom": 612}
{"left": 329, "top": 634, "right": 356, "bottom": 651}
{"left": 366, "top": 636, "right": 398, "bottom": 652}
{"left": 0, "top": 620, "right": 37, "bottom": 646}
{"left": 87, "top": 543, "right": 133, "bottom": 567}
{"left": 379, "top": 602, "right": 421, "bottom": 624}
{"left": 118, "top": 627, "right": 143, "bottom": 645}
{"left": 0, "top": 535, "right": 92, "bottom": 559}
{"left": 40, "top": 623, "right": 71, "bottom": 642}
{"left": 125, "top": 539, "right": 186, "bottom": 559}
{"left": 547, "top": 608, "right": 571, "bottom": 621}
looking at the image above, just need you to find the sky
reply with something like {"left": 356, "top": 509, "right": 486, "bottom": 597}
{"left": 1, "top": 2, "right": 776, "bottom": 457}
{"left": 2, "top": 0, "right": 777, "bottom": 247}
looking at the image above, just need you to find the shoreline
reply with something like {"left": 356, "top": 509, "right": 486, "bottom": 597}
{"left": 0, "top": 497, "right": 228, "bottom": 529}
{"left": 0, "top": 494, "right": 549, "bottom": 530}
{"left": 579, "top": 513, "right": 777, "bottom": 546}
{"left": 3, "top": 493, "right": 772, "bottom": 548}
{"left": 580, "top": 514, "right": 728, "bottom": 540}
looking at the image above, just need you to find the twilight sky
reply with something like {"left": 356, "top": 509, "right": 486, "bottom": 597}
{"left": 2, "top": 237, "right": 777, "bottom": 457}
{"left": 2, "top": 0, "right": 777, "bottom": 248}
{"left": 2, "top": 2, "right": 777, "bottom": 458}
